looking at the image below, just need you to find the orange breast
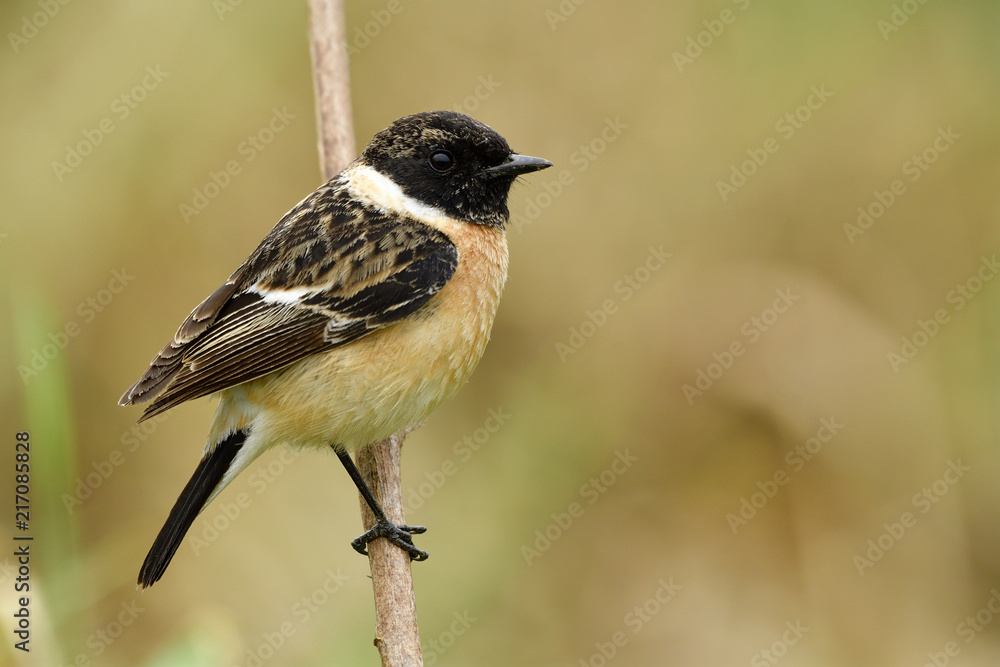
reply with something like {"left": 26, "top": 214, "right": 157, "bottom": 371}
{"left": 222, "top": 222, "right": 509, "bottom": 452}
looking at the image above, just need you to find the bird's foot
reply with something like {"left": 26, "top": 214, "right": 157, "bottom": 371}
{"left": 351, "top": 521, "right": 429, "bottom": 561}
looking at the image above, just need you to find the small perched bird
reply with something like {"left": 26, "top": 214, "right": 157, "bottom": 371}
{"left": 122, "top": 111, "right": 551, "bottom": 588}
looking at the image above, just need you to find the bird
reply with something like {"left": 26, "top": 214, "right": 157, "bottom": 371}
{"left": 121, "top": 111, "right": 552, "bottom": 588}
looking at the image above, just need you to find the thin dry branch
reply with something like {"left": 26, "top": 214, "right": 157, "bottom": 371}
{"left": 355, "top": 432, "right": 424, "bottom": 666}
{"left": 307, "top": 1, "right": 423, "bottom": 665}
{"left": 308, "top": 0, "right": 355, "bottom": 175}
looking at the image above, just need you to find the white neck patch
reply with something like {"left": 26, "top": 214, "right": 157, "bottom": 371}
{"left": 345, "top": 164, "right": 452, "bottom": 226}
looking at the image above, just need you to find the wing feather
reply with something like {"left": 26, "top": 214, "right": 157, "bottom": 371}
{"left": 120, "top": 179, "right": 459, "bottom": 421}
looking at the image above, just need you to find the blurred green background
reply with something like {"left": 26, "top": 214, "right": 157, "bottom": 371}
{"left": 3, "top": 1, "right": 1000, "bottom": 665}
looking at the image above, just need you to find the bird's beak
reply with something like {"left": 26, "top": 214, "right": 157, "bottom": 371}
{"left": 485, "top": 154, "right": 553, "bottom": 177}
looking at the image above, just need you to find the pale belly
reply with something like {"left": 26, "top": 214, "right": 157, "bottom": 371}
{"left": 248, "top": 304, "right": 492, "bottom": 451}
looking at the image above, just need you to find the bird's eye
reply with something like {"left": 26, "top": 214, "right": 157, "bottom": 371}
{"left": 428, "top": 150, "right": 455, "bottom": 172}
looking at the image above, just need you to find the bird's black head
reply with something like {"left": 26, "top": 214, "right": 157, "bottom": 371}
{"left": 360, "top": 111, "right": 552, "bottom": 227}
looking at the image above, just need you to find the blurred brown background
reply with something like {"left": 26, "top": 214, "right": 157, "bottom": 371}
{"left": 3, "top": 1, "right": 1000, "bottom": 665}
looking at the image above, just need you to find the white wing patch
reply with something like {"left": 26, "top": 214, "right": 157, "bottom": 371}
{"left": 247, "top": 284, "right": 317, "bottom": 305}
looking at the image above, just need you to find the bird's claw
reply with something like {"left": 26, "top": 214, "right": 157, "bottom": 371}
{"left": 351, "top": 521, "right": 429, "bottom": 561}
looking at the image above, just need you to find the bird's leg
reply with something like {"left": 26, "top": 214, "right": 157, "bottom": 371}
{"left": 334, "top": 447, "right": 429, "bottom": 561}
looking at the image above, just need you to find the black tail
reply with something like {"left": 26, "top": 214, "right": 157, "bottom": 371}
{"left": 138, "top": 431, "right": 246, "bottom": 588}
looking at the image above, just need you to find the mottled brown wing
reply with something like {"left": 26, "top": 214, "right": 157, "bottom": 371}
{"left": 120, "top": 180, "right": 458, "bottom": 422}
{"left": 118, "top": 275, "right": 244, "bottom": 406}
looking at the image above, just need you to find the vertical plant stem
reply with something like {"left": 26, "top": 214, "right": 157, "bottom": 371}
{"left": 307, "top": 2, "right": 423, "bottom": 665}
{"left": 308, "top": 0, "right": 355, "bottom": 175}
{"left": 355, "top": 432, "right": 424, "bottom": 667}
